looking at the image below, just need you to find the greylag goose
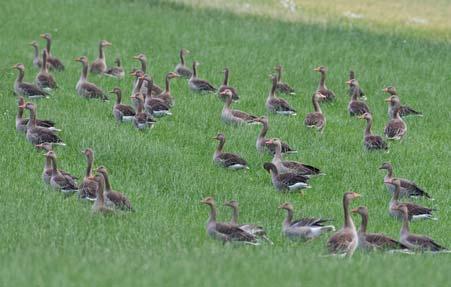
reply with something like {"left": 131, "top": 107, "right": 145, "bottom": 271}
{"left": 274, "top": 65, "right": 295, "bottom": 95}
{"left": 96, "top": 166, "right": 133, "bottom": 211}
{"left": 91, "top": 174, "right": 114, "bottom": 214}
{"left": 255, "top": 116, "right": 296, "bottom": 154}
{"left": 16, "top": 96, "right": 58, "bottom": 133}
{"left": 37, "top": 143, "right": 77, "bottom": 185}
{"left": 132, "top": 53, "right": 163, "bottom": 95}
{"left": 267, "top": 138, "right": 323, "bottom": 177}
{"left": 304, "top": 92, "right": 326, "bottom": 133}
{"left": 130, "top": 71, "right": 145, "bottom": 107}
{"left": 143, "top": 75, "right": 172, "bottom": 117}
{"left": 109, "top": 87, "right": 136, "bottom": 122}
{"left": 266, "top": 75, "right": 296, "bottom": 115}
{"left": 387, "top": 179, "right": 436, "bottom": 221}
{"left": 130, "top": 93, "right": 156, "bottom": 130}
{"left": 383, "top": 87, "right": 422, "bottom": 118}
{"left": 12, "top": 64, "right": 48, "bottom": 98}
{"left": 348, "top": 70, "right": 365, "bottom": 100}
{"left": 105, "top": 57, "right": 125, "bottom": 79}
{"left": 351, "top": 206, "right": 408, "bottom": 251}
{"left": 279, "top": 202, "right": 335, "bottom": 241}
{"left": 79, "top": 148, "right": 98, "bottom": 201}
{"left": 218, "top": 68, "right": 239, "bottom": 102}
{"left": 357, "top": 113, "right": 388, "bottom": 151}
{"left": 346, "top": 79, "right": 369, "bottom": 116}
{"left": 189, "top": 61, "right": 216, "bottom": 92}
{"left": 75, "top": 56, "right": 108, "bottom": 100}
{"left": 30, "top": 41, "right": 42, "bottom": 69}
{"left": 212, "top": 133, "right": 249, "bottom": 170}
{"left": 327, "top": 192, "right": 361, "bottom": 257}
{"left": 314, "top": 66, "right": 335, "bottom": 101}
{"left": 384, "top": 96, "right": 407, "bottom": 140}
{"left": 35, "top": 49, "right": 57, "bottom": 91}
{"left": 23, "top": 102, "right": 64, "bottom": 145}
{"left": 394, "top": 204, "right": 447, "bottom": 252}
{"left": 45, "top": 151, "right": 78, "bottom": 194}
{"left": 200, "top": 197, "right": 259, "bottom": 245}
{"left": 224, "top": 200, "right": 272, "bottom": 244}
{"left": 90, "top": 40, "right": 112, "bottom": 74}
{"left": 220, "top": 89, "right": 258, "bottom": 125}
{"left": 39, "top": 33, "right": 64, "bottom": 71}
{"left": 174, "top": 48, "right": 192, "bottom": 78}
{"left": 379, "top": 162, "right": 430, "bottom": 198}
{"left": 155, "top": 72, "right": 179, "bottom": 106}
{"left": 263, "top": 162, "right": 311, "bottom": 193}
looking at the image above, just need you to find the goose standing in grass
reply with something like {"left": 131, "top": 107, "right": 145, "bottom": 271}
{"left": 304, "top": 92, "right": 326, "bottom": 133}
{"left": 155, "top": 72, "right": 179, "bottom": 107}
{"left": 218, "top": 68, "right": 239, "bottom": 102}
{"left": 274, "top": 65, "right": 295, "bottom": 95}
{"left": 90, "top": 40, "right": 112, "bottom": 74}
{"left": 394, "top": 204, "right": 447, "bottom": 252}
{"left": 105, "top": 57, "right": 125, "bottom": 79}
{"left": 35, "top": 49, "right": 57, "bottom": 91}
{"left": 383, "top": 86, "right": 422, "bottom": 118}
{"left": 279, "top": 202, "right": 335, "bottom": 241}
{"left": 130, "top": 93, "right": 156, "bottom": 130}
{"left": 75, "top": 56, "right": 108, "bottom": 100}
{"left": 327, "top": 192, "right": 361, "bottom": 257}
{"left": 255, "top": 116, "right": 296, "bottom": 154}
{"left": 348, "top": 70, "right": 365, "bottom": 100}
{"left": 200, "top": 197, "right": 259, "bottom": 245}
{"left": 39, "top": 33, "right": 64, "bottom": 71}
{"left": 212, "top": 133, "right": 249, "bottom": 170}
{"left": 189, "top": 61, "right": 216, "bottom": 92}
{"left": 12, "top": 64, "right": 48, "bottom": 98}
{"left": 266, "top": 75, "right": 296, "bottom": 115}
{"left": 357, "top": 113, "right": 388, "bottom": 151}
{"left": 16, "top": 96, "right": 58, "bottom": 133}
{"left": 314, "top": 66, "right": 335, "bottom": 101}
{"left": 387, "top": 179, "right": 436, "bottom": 221}
{"left": 379, "top": 162, "right": 431, "bottom": 198}
{"left": 351, "top": 206, "right": 408, "bottom": 251}
{"left": 175, "top": 48, "right": 192, "bottom": 78}
{"left": 79, "top": 148, "right": 98, "bottom": 201}
{"left": 346, "top": 79, "right": 369, "bottom": 116}
{"left": 132, "top": 53, "right": 163, "bottom": 95}
{"left": 30, "top": 41, "right": 42, "bottom": 69}
{"left": 220, "top": 89, "right": 258, "bottom": 125}
{"left": 91, "top": 174, "right": 114, "bottom": 214}
{"left": 45, "top": 151, "right": 78, "bottom": 194}
{"left": 37, "top": 143, "right": 78, "bottom": 185}
{"left": 384, "top": 96, "right": 407, "bottom": 140}
{"left": 96, "top": 166, "right": 133, "bottom": 211}
{"left": 263, "top": 163, "right": 310, "bottom": 193}
{"left": 23, "top": 102, "right": 64, "bottom": 145}
{"left": 109, "top": 87, "right": 136, "bottom": 123}
{"left": 143, "top": 75, "right": 172, "bottom": 117}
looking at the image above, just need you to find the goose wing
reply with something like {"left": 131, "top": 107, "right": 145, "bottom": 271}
{"left": 217, "top": 153, "right": 247, "bottom": 167}
{"left": 106, "top": 191, "right": 133, "bottom": 211}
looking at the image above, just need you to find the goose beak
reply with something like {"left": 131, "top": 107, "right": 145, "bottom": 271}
{"left": 384, "top": 97, "right": 391, "bottom": 102}
{"left": 354, "top": 193, "right": 362, "bottom": 198}
{"left": 39, "top": 34, "right": 46, "bottom": 38}
{"left": 74, "top": 57, "right": 81, "bottom": 62}
{"left": 313, "top": 67, "right": 320, "bottom": 71}
{"left": 351, "top": 208, "right": 359, "bottom": 213}
{"left": 345, "top": 80, "right": 352, "bottom": 84}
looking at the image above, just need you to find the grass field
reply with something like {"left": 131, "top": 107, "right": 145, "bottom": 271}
{"left": 0, "top": 0, "right": 450, "bottom": 286}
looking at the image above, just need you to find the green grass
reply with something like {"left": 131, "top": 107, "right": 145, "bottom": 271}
{"left": 0, "top": 0, "right": 450, "bottom": 286}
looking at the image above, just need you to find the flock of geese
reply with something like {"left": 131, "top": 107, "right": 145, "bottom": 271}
{"left": 12, "top": 33, "right": 448, "bottom": 257}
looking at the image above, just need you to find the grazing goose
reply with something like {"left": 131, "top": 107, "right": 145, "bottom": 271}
{"left": 30, "top": 41, "right": 42, "bottom": 69}
{"left": 39, "top": 33, "right": 64, "bottom": 71}
{"left": 274, "top": 65, "right": 295, "bottom": 95}
{"left": 16, "top": 96, "right": 57, "bottom": 133}
{"left": 394, "top": 204, "right": 447, "bottom": 252}
{"left": 130, "top": 93, "right": 156, "bottom": 130}
{"left": 327, "top": 192, "right": 361, "bottom": 257}
{"left": 263, "top": 162, "right": 310, "bottom": 193}
{"left": 255, "top": 116, "right": 296, "bottom": 154}
{"left": 37, "top": 143, "right": 77, "bottom": 185}
{"left": 23, "top": 102, "right": 64, "bottom": 145}
{"left": 91, "top": 174, "right": 114, "bottom": 214}
{"left": 279, "top": 202, "right": 335, "bottom": 241}
{"left": 74, "top": 56, "right": 108, "bottom": 100}
{"left": 220, "top": 89, "right": 258, "bottom": 125}
{"left": 384, "top": 96, "right": 407, "bottom": 140}
{"left": 387, "top": 179, "right": 436, "bottom": 221}
{"left": 346, "top": 79, "right": 369, "bottom": 116}
{"left": 212, "top": 133, "right": 249, "bottom": 170}
{"left": 351, "top": 206, "right": 408, "bottom": 251}
{"left": 224, "top": 200, "right": 272, "bottom": 244}
{"left": 304, "top": 92, "right": 327, "bottom": 133}
{"left": 132, "top": 53, "right": 163, "bottom": 95}
{"left": 174, "top": 48, "right": 193, "bottom": 78}
{"left": 383, "top": 87, "right": 422, "bottom": 118}
{"left": 267, "top": 138, "right": 323, "bottom": 177}
{"left": 379, "top": 162, "right": 431, "bottom": 198}
{"left": 96, "top": 166, "right": 133, "bottom": 211}
{"left": 109, "top": 87, "right": 136, "bottom": 123}
{"left": 105, "top": 57, "right": 125, "bottom": 79}
{"left": 357, "top": 113, "right": 388, "bottom": 151}
{"left": 12, "top": 64, "right": 48, "bottom": 99}
{"left": 189, "top": 61, "right": 216, "bottom": 92}
{"left": 266, "top": 75, "right": 296, "bottom": 115}
{"left": 156, "top": 72, "right": 179, "bottom": 106}
{"left": 200, "top": 197, "right": 259, "bottom": 245}
{"left": 45, "top": 151, "right": 78, "bottom": 194}
{"left": 348, "top": 70, "right": 365, "bottom": 100}
{"left": 314, "top": 66, "right": 335, "bottom": 101}
{"left": 142, "top": 75, "right": 172, "bottom": 117}
{"left": 218, "top": 68, "right": 239, "bottom": 102}
{"left": 35, "top": 49, "right": 57, "bottom": 91}
{"left": 79, "top": 148, "right": 98, "bottom": 201}
{"left": 90, "top": 40, "right": 112, "bottom": 74}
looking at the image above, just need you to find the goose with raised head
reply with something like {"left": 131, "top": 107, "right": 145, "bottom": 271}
{"left": 304, "top": 92, "right": 326, "bottom": 132}
{"left": 266, "top": 75, "right": 296, "bottom": 115}
{"left": 91, "top": 174, "right": 114, "bottom": 214}
{"left": 96, "top": 166, "right": 133, "bottom": 211}
{"left": 348, "top": 70, "right": 365, "bottom": 100}
{"left": 379, "top": 162, "right": 431, "bottom": 198}
{"left": 16, "top": 96, "right": 58, "bottom": 133}
{"left": 23, "top": 102, "right": 64, "bottom": 145}
{"left": 174, "top": 48, "right": 193, "bottom": 78}
{"left": 156, "top": 72, "right": 179, "bottom": 107}
{"left": 37, "top": 143, "right": 78, "bottom": 185}
{"left": 105, "top": 57, "right": 125, "bottom": 79}
{"left": 79, "top": 148, "right": 98, "bottom": 201}
{"left": 143, "top": 75, "right": 172, "bottom": 117}
{"left": 109, "top": 87, "right": 136, "bottom": 122}
{"left": 383, "top": 87, "right": 422, "bottom": 118}
{"left": 346, "top": 79, "right": 369, "bottom": 116}
{"left": 314, "top": 66, "right": 335, "bottom": 101}
{"left": 384, "top": 96, "right": 407, "bottom": 140}
{"left": 255, "top": 116, "right": 296, "bottom": 154}
{"left": 35, "top": 49, "right": 57, "bottom": 91}
{"left": 357, "top": 113, "right": 388, "bottom": 151}
{"left": 220, "top": 89, "right": 258, "bottom": 125}
{"left": 189, "top": 61, "right": 216, "bottom": 92}
{"left": 30, "top": 41, "right": 42, "bottom": 69}
{"left": 12, "top": 64, "right": 48, "bottom": 99}
{"left": 263, "top": 162, "right": 310, "bottom": 193}
{"left": 212, "top": 133, "right": 249, "bottom": 170}
{"left": 39, "top": 33, "right": 64, "bottom": 71}
{"left": 74, "top": 56, "right": 108, "bottom": 100}
{"left": 45, "top": 151, "right": 78, "bottom": 194}
{"left": 132, "top": 53, "right": 163, "bottom": 95}
{"left": 274, "top": 65, "right": 295, "bottom": 95}
{"left": 218, "top": 68, "right": 239, "bottom": 102}
{"left": 130, "top": 93, "right": 156, "bottom": 130}
{"left": 90, "top": 40, "right": 112, "bottom": 74}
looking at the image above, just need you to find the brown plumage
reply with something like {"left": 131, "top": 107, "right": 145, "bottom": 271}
{"left": 155, "top": 72, "right": 179, "bottom": 106}
{"left": 266, "top": 75, "right": 296, "bottom": 115}
{"left": 79, "top": 148, "right": 98, "bottom": 201}
{"left": 188, "top": 61, "right": 216, "bottom": 92}
{"left": 35, "top": 49, "right": 57, "bottom": 91}
{"left": 348, "top": 70, "right": 365, "bottom": 99}
{"left": 91, "top": 174, "right": 114, "bottom": 215}
{"left": 212, "top": 133, "right": 249, "bottom": 170}
{"left": 314, "top": 66, "right": 335, "bottom": 101}
{"left": 12, "top": 64, "right": 49, "bottom": 99}
{"left": 220, "top": 89, "right": 259, "bottom": 125}
{"left": 383, "top": 87, "right": 422, "bottom": 118}
{"left": 304, "top": 92, "right": 326, "bottom": 132}
{"left": 346, "top": 79, "right": 369, "bottom": 116}
{"left": 130, "top": 93, "right": 156, "bottom": 130}
{"left": 37, "top": 143, "right": 78, "bottom": 185}
{"left": 142, "top": 75, "right": 172, "bottom": 117}
{"left": 175, "top": 48, "right": 193, "bottom": 78}
{"left": 263, "top": 163, "right": 311, "bottom": 193}
{"left": 96, "top": 166, "right": 133, "bottom": 211}
{"left": 132, "top": 53, "right": 163, "bottom": 95}
{"left": 105, "top": 57, "right": 125, "bottom": 79}
{"left": 274, "top": 65, "right": 295, "bottom": 95}
{"left": 75, "top": 56, "right": 108, "bottom": 100}
{"left": 218, "top": 68, "right": 239, "bottom": 102}
{"left": 379, "top": 162, "right": 431, "bottom": 198}
{"left": 30, "top": 41, "right": 43, "bottom": 69}
{"left": 90, "top": 40, "right": 112, "bottom": 74}
{"left": 358, "top": 113, "right": 388, "bottom": 151}
{"left": 45, "top": 151, "right": 78, "bottom": 194}
{"left": 23, "top": 102, "right": 64, "bottom": 145}
{"left": 384, "top": 96, "right": 407, "bottom": 140}
{"left": 109, "top": 87, "right": 136, "bottom": 122}
{"left": 255, "top": 116, "right": 296, "bottom": 154}
{"left": 40, "top": 33, "right": 64, "bottom": 71}
{"left": 16, "top": 96, "right": 57, "bottom": 133}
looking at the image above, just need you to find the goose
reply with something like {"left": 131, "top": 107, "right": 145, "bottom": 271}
{"left": 105, "top": 57, "right": 125, "bottom": 79}
{"left": 212, "top": 133, "right": 249, "bottom": 170}
{"left": 346, "top": 79, "right": 369, "bottom": 116}
{"left": 255, "top": 116, "right": 296, "bottom": 154}
{"left": 379, "top": 162, "right": 431, "bottom": 198}
{"left": 348, "top": 70, "right": 365, "bottom": 100}
{"left": 109, "top": 87, "right": 136, "bottom": 122}
{"left": 96, "top": 166, "right": 133, "bottom": 211}
{"left": 39, "top": 33, "right": 64, "bottom": 71}
{"left": 383, "top": 87, "right": 422, "bottom": 118}
{"left": 130, "top": 70, "right": 145, "bottom": 108}
{"left": 387, "top": 179, "right": 436, "bottom": 221}
{"left": 220, "top": 89, "right": 258, "bottom": 125}
{"left": 23, "top": 102, "right": 64, "bottom": 145}
{"left": 91, "top": 174, "right": 114, "bottom": 215}
{"left": 90, "top": 40, "right": 112, "bottom": 74}
{"left": 384, "top": 96, "right": 407, "bottom": 140}
{"left": 279, "top": 202, "right": 335, "bottom": 241}
{"left": 274, "top": 65, "right": 295, "bottom": 95}
{"left": 130, "top": 93, "right": 156, "bottom": 130}
{"left": 79, "top": 148, "right": 98, "bottom": 201}
{"left": 357, "top": 113, "right": 388, "bottom": 151}
{"left": 30, "top": 41, "right": 42, "bottom": 69}
{"left": 174, "top": 48, "right": 193, "bottom": 78}
{"left": 155, "top": 72, "right": 179, "bottom": 107}
{"left": 200, "top": 197, "right": 259, "bottom": 245}
{"left": 12, "top": 64, "right": 48, "bottom": 99}
{"left": 304, "top": 92, "right": 327, "bottom": 132}
{"left": 263, "top": 162, "right": 311, "bottom": 193}
{"left": 16, "top": 96, "right": 58, "bottom": 133}
{"left": 266, "top": 75, "right": 296, "bottom": 115}
{"left": 188, "top": 61, "right": 216, "bottom": 92}
{"left": 37, "top": 143, "right": 77, "bottom": 185}
{"left": 132, "top": 53, "right": 163, "bottom": 95}
{"left": 45, "top": 151, "right": 78, "bottom": 194}
{"left": 35, "top": 49, "right": 57, "bottom": 91}
{"left": 218, "top": 68, "right": 239, "bottom": 102}
{"left": 314, "top": 66, "right": 335, "bottom": 101}
{"left": 142, "top": 75, "right": 172, "bottom": 117}
{"left": 74, "top": 56, "right": 108, "bottom": 100}
{"left": 327, "top": 192, "right": 361, "bottom": 257}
